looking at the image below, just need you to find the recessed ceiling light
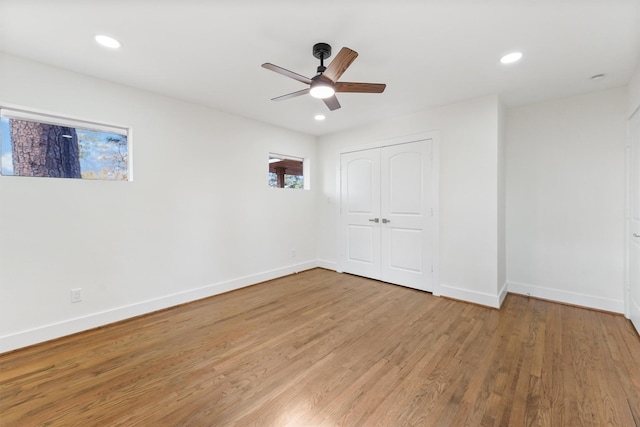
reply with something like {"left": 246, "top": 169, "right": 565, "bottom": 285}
{"left": 590, "top": 73, "right": 606, "bottom": 81}
{"left": 95, "top": 34, "right": 121, "bottom": 49}
{"left": 500, "top": 52, "right": 523, "bottom": 64}
{"left": 314, "top": 114, "right": 326, "bottom": 121}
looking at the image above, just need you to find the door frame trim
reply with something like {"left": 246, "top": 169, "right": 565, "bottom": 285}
{"left": 625, "top": 106, "right": 640, "bottom": 325}
{"left": 338, "top": 131, "right": 441, "bottom": 296}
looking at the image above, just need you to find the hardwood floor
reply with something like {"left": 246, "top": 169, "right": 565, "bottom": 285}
{"left": 1, "top": 268, "right": 639, "bottom": 426}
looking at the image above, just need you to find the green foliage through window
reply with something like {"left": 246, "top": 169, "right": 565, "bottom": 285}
{"left": 269, "top": 172, "right": 304, "bottom": 189}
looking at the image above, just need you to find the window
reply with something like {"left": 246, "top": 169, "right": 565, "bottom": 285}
{"left": 268, "top": 154, "right": 306, "bottom": 189}
{"left": 1, "top": 107, "right": 130, "bottom": 180}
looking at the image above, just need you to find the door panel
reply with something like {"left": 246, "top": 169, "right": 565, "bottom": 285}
{"left": 341, "top": 150, "right": 381, "bottom": 279}
{"left": 388, "top": 228, "right": 423, "bottom": 272}
{"left": 346, "top": 158, "right": 377, "bottom": 213}
{"left": 381, "top": 141, "right": 432, "bottom": 290}
{"left": 387, "top": 152, "right": 423, "bottom": 215}
{"left": 347, "top": 225, "right": 375, "bottom": 263}
{"left": 629, "top": 111, "right": 640, "bottom": 334}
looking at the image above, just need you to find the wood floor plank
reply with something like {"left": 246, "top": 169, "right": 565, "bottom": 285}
{"left": 1, "top": 269, "right": 639, "bottom": 426}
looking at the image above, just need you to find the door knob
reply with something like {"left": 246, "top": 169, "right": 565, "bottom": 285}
{"left": 634, "top": 233, "right": 640, "bottom": 238}
{"left": 369, "top": 218, "right": 379, "bottom": 223}
{"left": 382, "top": 218, "right": 390, "bottom": 224}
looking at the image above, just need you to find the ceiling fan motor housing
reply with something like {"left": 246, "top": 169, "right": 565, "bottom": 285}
{"left": 313, "top": 43, "right": 332, "bottom": 60}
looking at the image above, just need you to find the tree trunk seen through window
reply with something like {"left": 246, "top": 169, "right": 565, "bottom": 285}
{"left": 10, "top": 119, "right": 81, "bottom": 178}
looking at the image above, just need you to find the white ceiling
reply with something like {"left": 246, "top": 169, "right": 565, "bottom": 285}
{"left": 1, "top": 0, "right": 639, "bottom": 136}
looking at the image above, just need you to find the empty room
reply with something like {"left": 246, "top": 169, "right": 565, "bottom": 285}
{"left": 1, "top": 1, "right": 639, "bottom": 425}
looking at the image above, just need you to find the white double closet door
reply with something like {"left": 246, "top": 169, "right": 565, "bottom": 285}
{"left": 340, "top": 139, "right": 435, "bottom": 292}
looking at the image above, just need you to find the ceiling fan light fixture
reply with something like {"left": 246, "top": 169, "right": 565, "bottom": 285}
{"left": 309, "top": 83, "right": 335, "bottom": 99}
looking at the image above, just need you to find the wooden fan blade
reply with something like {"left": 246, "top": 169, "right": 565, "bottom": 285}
{"left": 335, "top": 82, "right": 386, "bottom": 93}
{"left": 272, "top": 88, "right": 310, "bottom": 101}
{"left": 323, "top": 47, "right": 358, "bottom": 83}
{"left": 262, "top": 63, "right": 312, "bottom": 85}
{"left": 323, "top": 95, "right": 341, "bottom": 111}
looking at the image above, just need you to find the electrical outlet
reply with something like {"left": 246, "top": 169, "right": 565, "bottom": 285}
{"left": 71, "top": 288, "right": 83, "bottom": 303}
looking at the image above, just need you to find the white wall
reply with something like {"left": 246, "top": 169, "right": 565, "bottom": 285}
{"left": 630, "top": 63, "right": 640, "bottom": 115}
{"left": 506, "top": 87, "right": 627, "bottom": 312}
{"left": 317, "top": 96, "right": 505, "bottom": 307}
{"left": 0, "top": 53, "right": 318, "bottom": 352}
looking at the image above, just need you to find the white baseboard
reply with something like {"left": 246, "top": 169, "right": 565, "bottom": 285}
{"left": 438, "top": 283, "right": 503, "bottom": 308}
{"left": 498, "top": 281, "right": 509, "bottom": 308}
{"left": 0, "top": 261, "right": 318, "bottom": 354}
{"left": 629, "top": 294, "right": 640, "bottom": 332}
{"left": 316, "top": 259, "right": 338, "bottom": 271}
{"left": 507, "top": 281, "right": 624, "bottom": 313}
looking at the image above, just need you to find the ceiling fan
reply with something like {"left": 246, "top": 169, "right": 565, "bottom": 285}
{"left": 262, "top": 43, "right": 386, "bottom": 111}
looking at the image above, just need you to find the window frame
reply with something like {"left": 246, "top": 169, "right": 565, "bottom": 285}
{"left": 0, "top": 105, "right": 132, "bottom": 181}
{"left": 268, "top": 152, "right": 309, "bottom": 190}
